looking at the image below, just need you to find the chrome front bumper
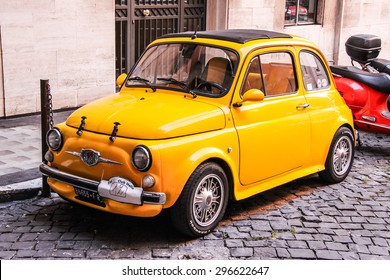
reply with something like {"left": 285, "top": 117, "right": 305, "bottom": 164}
{"left": 39, "top": 163, "right": 166, "bottom": 205}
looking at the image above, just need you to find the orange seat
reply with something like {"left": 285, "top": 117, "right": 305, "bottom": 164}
{"left": 201, "top": 57, "right": 233, "bottom": 93}
{"left": 263, "top": 63, "right": 296, "bottom": 95}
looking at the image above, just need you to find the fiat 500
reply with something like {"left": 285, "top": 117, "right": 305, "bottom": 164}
{"left": 41, "top": 29, "right": 355, "bottom": 237}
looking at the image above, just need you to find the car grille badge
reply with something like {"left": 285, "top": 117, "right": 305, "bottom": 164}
{"left": 66, "top": 149, "right": 122, "bottom": 166}
{"left": 80, "top": 149, "right": 100, "bottom": 166}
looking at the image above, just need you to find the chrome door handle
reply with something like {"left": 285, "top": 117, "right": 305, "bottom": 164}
{"left": 296, "top": 103, "right": 310, "bottom": 109}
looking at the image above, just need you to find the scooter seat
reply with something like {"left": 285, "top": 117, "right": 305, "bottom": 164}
{"left": 330, "top": 65, "right": 390, "bottom": 94}
{"left": 371, "top": 58, "right": 390, "bottom": 75}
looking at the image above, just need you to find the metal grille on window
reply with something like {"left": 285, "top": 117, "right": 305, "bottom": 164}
{"left": 115, "top": 0, "right": 206, "bottom": 85}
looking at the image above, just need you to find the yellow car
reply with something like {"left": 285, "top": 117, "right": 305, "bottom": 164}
{"left": 40, "top": 29, "right": 355, "bottom": 237}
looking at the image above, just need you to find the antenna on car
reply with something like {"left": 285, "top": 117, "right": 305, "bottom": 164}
{"left": 191, "top": 29, "right": 198, "bottom": 40}
{"left": 191, "top": 11, "right": 204, "bottom": 40}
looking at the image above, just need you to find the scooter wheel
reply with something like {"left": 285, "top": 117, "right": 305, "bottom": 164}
{"left": 319, "top": 127, "right": 355, "bottom": 183}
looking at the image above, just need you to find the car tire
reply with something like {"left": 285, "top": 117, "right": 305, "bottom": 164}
{"left": 170, "top": 162, "right": 229, "bottom": 237}
{"left": 319, "top": 127, "right": 354, "bottom": 183}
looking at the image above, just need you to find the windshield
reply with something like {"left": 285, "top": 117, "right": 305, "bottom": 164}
{"left": 126, "top": 43, "right": 238, "bottom": 97}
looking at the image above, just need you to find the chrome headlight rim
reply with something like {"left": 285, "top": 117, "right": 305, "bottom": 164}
{"left": 131, "top": 145, "right": 152, "bottom": 172}
{"left": 46, "top": 128, "right": 63, "bottom": 151}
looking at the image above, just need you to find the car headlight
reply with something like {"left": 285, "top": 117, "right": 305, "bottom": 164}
{"left": 46, "top": 128, "right": 63, "bottom": 151}
{"left": 131, "top": 145, "right": 152, "bottom": 171}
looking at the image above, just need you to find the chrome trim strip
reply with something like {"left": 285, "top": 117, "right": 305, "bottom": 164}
{"left": 65, "top": 149, "right": 122, "bottom": 166}
{"left": 40, "top": 163, "right": 99, "bottom": 190}
{"left": 356, "top": 120, "right": 390, "bottom": 130}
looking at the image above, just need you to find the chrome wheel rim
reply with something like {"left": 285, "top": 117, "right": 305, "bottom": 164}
{"left": 192, "top": 174, "right": 224, "bottom": 227}
{"left": 332, "top": 135, "right": 353, "bottom": 176}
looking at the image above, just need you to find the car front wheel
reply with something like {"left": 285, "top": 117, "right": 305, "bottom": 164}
{"left": 319, "top": 127, "right": 354, "bottom": 183}
{"left": 170, "top": 162, "right": 229, "bottom": 237}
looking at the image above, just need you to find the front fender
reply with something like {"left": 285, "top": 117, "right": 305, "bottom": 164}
{"left": 157, "top": 129, "right": 239, "bottom": 208}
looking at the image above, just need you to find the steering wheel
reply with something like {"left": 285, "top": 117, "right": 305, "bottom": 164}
{"left": 196, "top": 81, "right": 227, "bottom": 94}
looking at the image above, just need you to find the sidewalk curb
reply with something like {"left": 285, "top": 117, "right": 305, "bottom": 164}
{"left": 0, "top": 168, "right": 41, "bottom": 186}
{"left": 0, "top": 178, "right": 42, "bottom": 202}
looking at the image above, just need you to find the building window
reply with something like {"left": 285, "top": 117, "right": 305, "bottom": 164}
{"left": 285, "top": 0, "right": 318, "bottom": 25}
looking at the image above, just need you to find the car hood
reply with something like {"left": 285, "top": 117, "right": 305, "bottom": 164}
{"left": 65, "top": 89, "right": 226, "bottom": 139}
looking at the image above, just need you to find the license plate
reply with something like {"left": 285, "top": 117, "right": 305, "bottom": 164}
{"left": 74, "top": 186, "right": 105, "bottom": 207}
{"left": 98, "top": 177, "right": 143, "bottom": 205}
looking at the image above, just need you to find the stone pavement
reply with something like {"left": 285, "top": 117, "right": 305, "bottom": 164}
{"left": 0, "top": 111, "right": 72, "bottom": 199}
{"left": 0, "top": 113, "right": 389, "bottom": 259}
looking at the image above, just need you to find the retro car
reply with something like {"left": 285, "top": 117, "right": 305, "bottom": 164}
{"left": 40, "top": 29, "right": 355, "bottom": 237}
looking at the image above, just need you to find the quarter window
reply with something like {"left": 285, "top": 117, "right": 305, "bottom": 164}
{"left": 285, "top": 0, "right": 318, "bottom": 25}
{"left": 299, "top": 51, "right": 329, "bottom": 91}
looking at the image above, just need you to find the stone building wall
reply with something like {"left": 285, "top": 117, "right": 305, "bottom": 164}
{"left": 1, "top": 0, "right": 390, "bottom": 117}
{"left": 337, "top": 0, "right": 390, "bottom": 65}
{"left": 0, "top": 0, "right": 115, "bottom": 117}
{"left": 224, "top": 0, "right": 390, "bottom": 65}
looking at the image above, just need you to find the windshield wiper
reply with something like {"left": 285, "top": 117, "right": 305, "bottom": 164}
{"left": 128, "top": 76, "right": 156, "bottom": 92}
{"left": 157, "top": 77, "right": 196, "bottom": 98}
{"left": 157, "top": 77, "right": 189, "bottom": 91}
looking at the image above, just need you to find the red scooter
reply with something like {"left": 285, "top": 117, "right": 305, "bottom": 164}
{"left": 331, "top": 34, "right": 390, "bottom": 135}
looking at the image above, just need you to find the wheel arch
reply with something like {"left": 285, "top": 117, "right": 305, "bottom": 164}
{"left": 202, "top": 157, "right": 235, "bottom": 201}
{"left": 169, "top": 158, "right": 234, "bottom": 237}
{"left": 321, "top": 121, "right": 355, "bottom": 163}
{"left": 319, "top": 124, "right": 355, "bottom": 183}
{"left": 161, "top": 143, "right": 239, "bottom": 208}
{"left": 334, "top": 123, "right": 356, "bottom": 145}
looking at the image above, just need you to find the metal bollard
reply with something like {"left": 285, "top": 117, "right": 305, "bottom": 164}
{"left": 40, "top": 79, "right": 51, "bottom": 197}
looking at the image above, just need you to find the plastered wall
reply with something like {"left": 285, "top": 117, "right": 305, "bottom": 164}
{"left": 0, "top": 0, "right": 115, "bottom": 117}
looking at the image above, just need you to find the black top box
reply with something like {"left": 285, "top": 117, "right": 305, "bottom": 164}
{"left": 345, "top": 34, "right": 381, "bottom": 64}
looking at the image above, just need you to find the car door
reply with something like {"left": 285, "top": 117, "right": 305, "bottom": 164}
{"left": 231, "top": 48, "right": 311, "bottom": 185}
{"left": 297, "top": 48, "right": 337, "bottom": 161}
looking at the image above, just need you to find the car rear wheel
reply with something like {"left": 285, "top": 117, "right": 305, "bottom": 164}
{"left": 170, "top": 162, "right": 229, "bottom": 237}
{"left": 319, "top": 127, "right": 354, "bottom": 183}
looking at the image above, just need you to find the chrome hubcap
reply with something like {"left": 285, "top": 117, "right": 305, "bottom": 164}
{"left": 193, "top": 174, "right": 224, "bottom": 227}
{"left": 333, "top": 135, "right": 352, "bottom": 176}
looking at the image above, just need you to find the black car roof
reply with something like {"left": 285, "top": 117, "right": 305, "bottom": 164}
{"left": 160, "top": 29, "right": 292, "bottom": 44}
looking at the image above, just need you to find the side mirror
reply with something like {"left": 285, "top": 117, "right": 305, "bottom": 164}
{"left": 234, "top": 89, "right": 265, "bottom": 107}
{"left": 116, "top": 73, "right": 127, "bottom": 87}
{"left": 242, "top": 89, "right": 265, "bottom": 102}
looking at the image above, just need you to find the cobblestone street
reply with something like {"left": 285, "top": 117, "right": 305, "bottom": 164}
{"left": 0, "top": 132, "right": 389, "bottom": 260}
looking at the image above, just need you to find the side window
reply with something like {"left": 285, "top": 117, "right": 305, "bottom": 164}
{"left": 299, "top": 51, "right": 329, "bottom": 91}
{"left": 241, "top": 56, "right": 264, "bottom": 95}
{"left": 260, "top": 52, "right": 297, "bottom": 96}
